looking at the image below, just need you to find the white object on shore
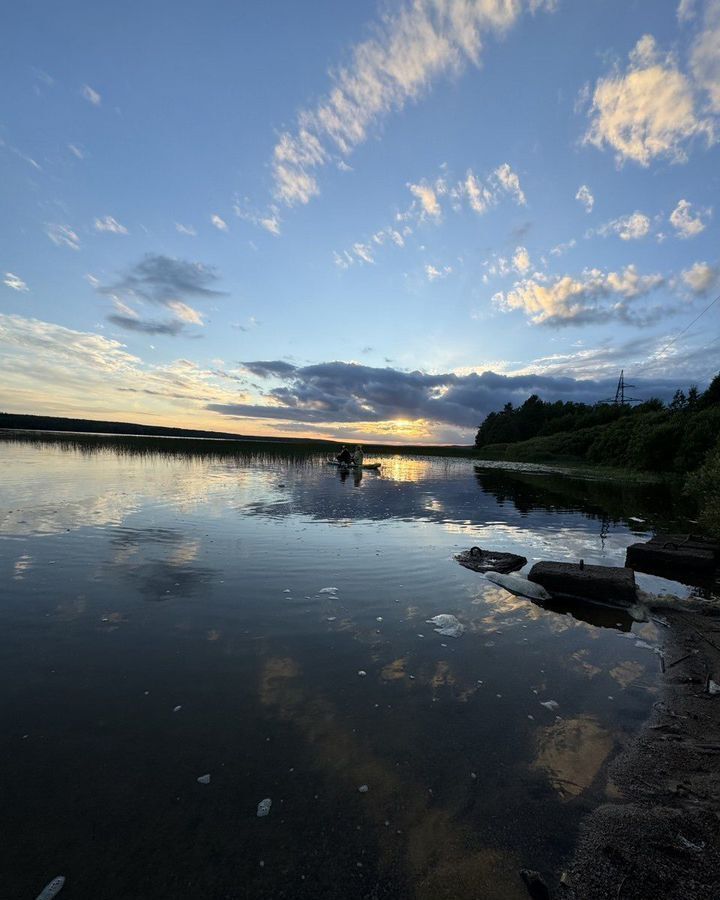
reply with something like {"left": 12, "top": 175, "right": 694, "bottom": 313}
{"left": 357, "top": 670, "right": 367, "bottom": 677}
{"left": 484, "top": 572, "right": 551, "bottom": 601}
{"left": 426, "top": 614, "right": 465, "bottom": 638}
{"left": 540, "top": 700, "right": 559, "bottom": 711}
{"left": 709, "top": 680, "right": 720, "bottom": 695}
{"left": 35, "top": 877, "right": 65, "bottom": 900}
{"left": 173, "top": 705, "right": 182, "bottom": 712}
{"left": 257, "top": 798, "right": 272, "bottom": 817}
{"left": 197, "top": 773, "right": 211, "bottom": 784}
{"left": 358, "top": 784, "right": 369, "bottom": 793}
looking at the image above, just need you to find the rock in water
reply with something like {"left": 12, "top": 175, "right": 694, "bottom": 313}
{"left": 35, "top": 877, "right": 65, "bottom": 900}
{"left": 257, "top": 798, "right": 272, "bottom": 817}
{"left": 456, "top": 547, "right": 527, "bottom": 573}
{"left": 485, "top": 572, "right": 551, "bottom": 601}
{"left": 528, "top": 561, "right": 637, "bottom": 607}
{"left": 426, "top": 614, "right": 465, "bottom": 638}
{"left": 520, "top": 869, "right": 550, "bottom": 900}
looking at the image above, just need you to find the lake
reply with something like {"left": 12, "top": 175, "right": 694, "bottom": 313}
{"left": 0, "top": 433, "right": 701, "bottom": 899}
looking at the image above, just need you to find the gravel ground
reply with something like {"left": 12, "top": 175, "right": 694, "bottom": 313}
{"left": 563, "top": 609, "right": 720, "bottom": 900}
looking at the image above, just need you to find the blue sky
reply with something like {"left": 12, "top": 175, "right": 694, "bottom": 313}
{"left": 2, "top": 0, "right": 719, "bottom": 442}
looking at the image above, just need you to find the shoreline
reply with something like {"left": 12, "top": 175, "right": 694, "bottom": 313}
{"left": 566, "top": 609, "right": 720, "bottom": 900}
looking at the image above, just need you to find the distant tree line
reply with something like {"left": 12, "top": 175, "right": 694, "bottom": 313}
{"left": 475, "top": 373, "right": 720, "bottom": 476}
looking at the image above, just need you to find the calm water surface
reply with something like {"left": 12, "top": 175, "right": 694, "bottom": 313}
{"left": 0, "top": 434, "right": 703, "bottom": 899}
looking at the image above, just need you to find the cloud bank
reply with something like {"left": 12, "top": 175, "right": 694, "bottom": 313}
{"left": 207, "top": 358, "right": 703, "bottom": 435}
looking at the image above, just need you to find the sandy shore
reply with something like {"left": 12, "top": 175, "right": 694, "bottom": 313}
{"left": 564, "top": 609, "right": 720, "bottom": 900}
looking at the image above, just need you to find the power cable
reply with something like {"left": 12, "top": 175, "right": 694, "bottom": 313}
{"left": 631, "top": 291, "right": 720, "bottom": 379}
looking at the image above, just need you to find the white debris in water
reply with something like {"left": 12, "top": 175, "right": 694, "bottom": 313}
{"left": 417, "top": 634, "right": 425, "bottom": 638}
{"left": 484, "top": 571, "right": 551, "bottom": 601}
{"left": 358, "top": 784, "right": 369, "bottom": 793}
{"left": 629, "top": 517, "right": 645, "bottom": 523}
{"left": 282, "top": 589, "right": 291, "bottom": 593}
{"left": 540, "top": 700, "right": 559, "bottom": 711}
{"left": 426, "top": 614, "right": 465, "bottom": 638}
{"left": 326, "top": 616, "right": 337, "bottom": 622}
{"left": 319, "top": 587, "right": 339, "bottom": 594}
{"left": 709, "top": 680, "right": 720, "bottom": 695}
{"left": 357, "top": 670, "right": 367, "bottom": 677}
{"left": 173, "top": 705, "right": 182, "bottom": 712}
{"left": 376, "top": 617, "right": 383, "bottom": 622}
{"left": 197, "top": 774, "right": 211, "bottom": 784}
{"left": 35, "top": 876, "right": 65, "bottom": 900}
{"left": 634, "top": 640, "right": 656, "bottom": 651}
{"left": 257, "top": 798, "right": 272, "bottom": 817}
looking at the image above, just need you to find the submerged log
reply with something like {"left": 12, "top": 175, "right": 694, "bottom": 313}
{"left": 626, "top": 534, "right": 719, "bottom": 575}
{"left": 528, "top": 561, "right": 637, "bottom": 607}
{"left": 455, "top": 546, "right": 527, "bottom": 574}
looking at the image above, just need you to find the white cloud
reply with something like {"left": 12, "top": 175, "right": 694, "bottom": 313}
{"left": 677, "top": 0, "right": 697, "bottom": 22}
{"left": 3, "top": 273, "right": 29, "bottom": 292}
{"left": 575, "top": 184, "right": 594, "bottom": 213}
{"left": 670, "top": 198, "right": 710, "bottom": 237}
{"left": 166, "top": 301, "right": 205, "bottom": 325}
{"left": 258, "top": 214, "right": 281, "bottom": 236}
{"left": 111, "top": 298, "right": 138, "bottom": 319}
{"left": 336, "top": 161, "right": 525, "bottom": 269}
{"left": 690, "top": 0, "right": 720, "bottom": 112}
{"left": 496, "top": 264, "right": 666, "bottom": 325}
{"left": 270, "top": 0, "right": 552, "bottom": 205}
{"left": 68, "top": 143, "right": 84, "bottom": 159}
{"left": 493, "top": 163, "right": 526, "bottom": 205}
{"left": 452, "top": 163, "right": 527, "bottom": 214}
{"left": 409, "top": 181, "right": 442, "bottom": 218}
{"left": 211, "top": 214, "right": 228, "bottom": 231}
{"left": 550, "top": 238, "right": 577, "bottom": 257}
{"left": 425, "top": 263, "right": 452, "bottom": 281}
{"left": 598, "top": 210, "right": 651, "bottom": 240}
{"left": 233, "top": 201, "right": 281, "bottom": 236}
{"left": 175, "top": 223, "right": 197, "bottom": 236}
{"left": 352, "top": 242, "right": 375, "bottom": 264}
{"left": 681, "top": 260, "right": 718, "bottom": 294}
{"left": 512, "top": 246, "right": 531, "bottom": 274}
{"left": 584, "top": 34, "right": 715, "bottom": 166}
{"left": 462, "top": 170, "right": 495, "bottom": 213}
{"left": 94, "top": 215, "right": 128, "bottom": 235}
{"left": 81, "top": 84, "right": 101, "bottom": 106}
{"left": 46, "top": 223, "right": 81, "bottom": 250}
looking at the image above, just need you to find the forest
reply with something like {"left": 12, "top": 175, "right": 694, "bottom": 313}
{"left": 475, "top": 373, "right": 720, "bottom": 534}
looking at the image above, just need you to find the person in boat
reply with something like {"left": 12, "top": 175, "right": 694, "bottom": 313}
{"left": 352, "top": 445, "right": 364, "bottom": 468}
{"left": 336, "top": 445, "right": 353, "bottom": 465}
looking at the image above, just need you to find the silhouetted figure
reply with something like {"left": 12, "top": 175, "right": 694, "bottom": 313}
{"left": 336, "top": 445, "right": 352, "bottom": 465}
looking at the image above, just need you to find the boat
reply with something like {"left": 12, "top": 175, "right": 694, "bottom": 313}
{"left": 326, "top": 460, "right": 382, "bottom": 470}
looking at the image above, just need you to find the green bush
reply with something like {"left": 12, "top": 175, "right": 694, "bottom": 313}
{"left": 686, "top": 440, "right": 720, "bottom": 537}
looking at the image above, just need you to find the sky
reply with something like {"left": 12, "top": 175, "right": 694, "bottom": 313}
{"left": 2, "top": 0, "right": 719, "bottom": 443}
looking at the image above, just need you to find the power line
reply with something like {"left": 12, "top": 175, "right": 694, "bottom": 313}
{"left": 632, "top": 291, "right": 720, "bottom": 379}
